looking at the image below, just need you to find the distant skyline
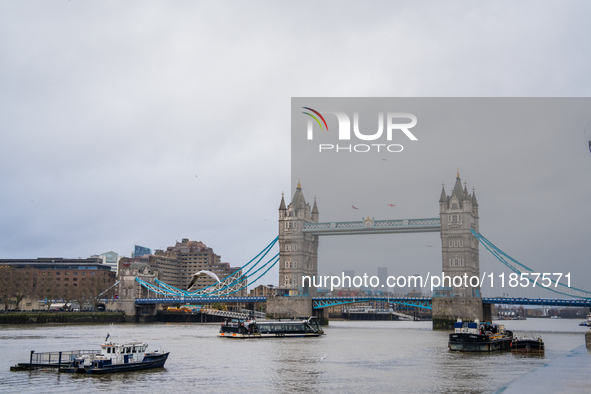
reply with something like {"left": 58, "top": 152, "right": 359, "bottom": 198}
{"left": 2, "top": 1, "right": 591, "bottom": 291}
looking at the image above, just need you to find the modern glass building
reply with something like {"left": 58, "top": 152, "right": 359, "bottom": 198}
{"left": 99, "top": 251, "right": 119, "bottom": 272}
{"left": 133, "top": 245, "right": 152, "bottom": 258}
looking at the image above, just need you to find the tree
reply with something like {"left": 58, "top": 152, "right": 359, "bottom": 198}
{"left": 0, "top": 267, "right": 13, "bottom": 310}
{"left": 34, "top": 272, "right": 59, "bottom": 310}
{"left": 56, "top": 282, "right": 79, "bottom": 311}
{"left": 11, "top": 268, "right": 37, "bottom": 310}
{"left": 81, "top": 272, "right": 115, "bottom": 310}
{"left": 0, "top": 267, "right": 37, "bottom": 310}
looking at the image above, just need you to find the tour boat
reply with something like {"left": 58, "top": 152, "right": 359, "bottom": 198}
{"left": 61, "top": 340, "right": 169, "bottom": 374}
{"left": 218, "top": 317, "right": 324, "bottom": 338}
{"left": 511, "top": 335, "right": 545, "bottom": 353}
{"left": 448, "top": 319, "right": 513, "bottom": 352}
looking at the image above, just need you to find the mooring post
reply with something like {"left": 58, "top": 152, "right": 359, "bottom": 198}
{"left": 586, "top": 329, "right": 591, "bottom": 349}
{"left": 58, "top": 351, "right": 62, "bottom": 366}
{"left": 29, "top": 350, "right": 34, "bottom": 365}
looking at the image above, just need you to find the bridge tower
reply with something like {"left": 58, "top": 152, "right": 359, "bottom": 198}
{"left": 278, "top": 181, "right": 319, "bottom": 296}
{"left": 433, "top": 170, "right": 483, "bottom": 328}
{"left": 439, "top": 169, "right": 480, "bottom": 297}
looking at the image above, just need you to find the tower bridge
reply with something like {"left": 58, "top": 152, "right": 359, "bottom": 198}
{"left": 274, "top": 171, "right": 482, "bottom": 327}
{"left": 123, "top": 170, "right": 591, "bottom": 328}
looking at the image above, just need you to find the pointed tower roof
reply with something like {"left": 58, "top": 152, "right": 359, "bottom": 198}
{"left": 291, "top": 180, "right": 306, "bottom": 209}
{"left": 312, "top": 197, "right": 319, "bottom": 214}
{"left": 463, "top": 182, "right": 470, "bottom": 201}
{"left": 451, "top": 169, "right": 464, "bottom": 200}
{"left": 439, "top": 183, "right": 446, "bottom": 202}
{"left": 279, "top": 192, "right": 286, "bottom": 210}
{"left": 472, "top": 187, "right": 478, "bottom": 206}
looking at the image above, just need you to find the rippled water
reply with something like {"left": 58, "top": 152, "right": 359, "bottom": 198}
{"left": 1, "top": 319, "right": 587, "bottom": 393}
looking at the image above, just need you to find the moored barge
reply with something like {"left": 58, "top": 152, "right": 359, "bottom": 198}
{"left": 449, "top": 319, "right": 513, "bottom": 352}
{"left": 511, "top": 335, "right": 545, "bottom": 354}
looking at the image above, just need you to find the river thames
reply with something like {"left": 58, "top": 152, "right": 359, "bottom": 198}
{"left": 1, "top": 319, "right": 588, "bottom": 393}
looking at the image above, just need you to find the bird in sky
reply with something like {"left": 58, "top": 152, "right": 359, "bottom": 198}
{"left": 575, "top": 116, "right": 591, "bottom": 132}
{"left": 387, "top": 204, "right": 395, "bottom": 207}
{"left": 426, "top": 245, "right": 433, "bottom": 248}
{"left": 187, "top": 270, "right": 221, "bottom": 290}
{"left": 352, "top": 205, "right": 358, "bottom": 210}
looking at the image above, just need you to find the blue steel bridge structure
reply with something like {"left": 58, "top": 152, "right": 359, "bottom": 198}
{"left": 134, "top": 296, "right": 591, "bottom": 310}
{"left": 133, "top": 224, "right": 591, "bottom": 310}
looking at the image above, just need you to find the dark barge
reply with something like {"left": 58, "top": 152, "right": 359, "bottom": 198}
{"left": 511, "top": 336, "right": 545, "bottom": 354}
{"left": 449, "top": 319, "right": 513, "bottom": 352}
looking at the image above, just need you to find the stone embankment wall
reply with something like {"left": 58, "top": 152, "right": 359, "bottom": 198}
{"left": 0, "top": 312, "right": 126, "bottom": 325}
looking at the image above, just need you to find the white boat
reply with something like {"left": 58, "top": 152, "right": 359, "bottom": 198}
{"left": 61, "top": 340, "right": 169, "bottom": 374}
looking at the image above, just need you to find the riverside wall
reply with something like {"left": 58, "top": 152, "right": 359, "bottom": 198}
{"left": 0, "top": 311, "right": 126, "bottom": 325}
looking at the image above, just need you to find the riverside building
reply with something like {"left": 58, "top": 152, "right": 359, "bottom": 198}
{"left": 146, "top": 238, "right": 245, "bottom": 295}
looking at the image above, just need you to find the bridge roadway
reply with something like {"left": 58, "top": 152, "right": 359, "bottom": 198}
{"left": 135, "top": 296, "right": 591, "bottom": 310}
{"left": 302, "top": 218, "right": 441, "bottom": 236}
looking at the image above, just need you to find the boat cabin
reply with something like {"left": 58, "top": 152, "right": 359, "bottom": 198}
{"left": 101, "top": 341, "right": 148, "bottom": 359}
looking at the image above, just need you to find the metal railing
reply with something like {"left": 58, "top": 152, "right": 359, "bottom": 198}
{"left": 201, "top": 309, "right": 266, "bottom": 320}
{"left": 30, "top": 349, "right": 100, "bottom": 365}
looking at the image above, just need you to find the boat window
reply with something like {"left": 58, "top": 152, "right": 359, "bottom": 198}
{"left": 107, "top": 348, "right": 111, "bottom": 354}
{"left": 133, "top": 347, "right": 137, "bottom": 353}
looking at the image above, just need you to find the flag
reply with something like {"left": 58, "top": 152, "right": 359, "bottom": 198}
{"left": 105, "top": 333, "right": 110, "bottom": 341}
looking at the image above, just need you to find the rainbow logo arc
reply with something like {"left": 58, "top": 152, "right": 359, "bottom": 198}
{"left": 302, "top": 107, "right": 329, "bottom": 131}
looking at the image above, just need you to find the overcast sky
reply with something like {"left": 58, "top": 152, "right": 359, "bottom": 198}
{"left": 1, "top": 1, "right": 590, "bottom": 294}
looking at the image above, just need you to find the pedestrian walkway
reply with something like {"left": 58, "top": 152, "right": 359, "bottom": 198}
{"left": 497, "top": 345, "right": 591, "bottom": 393}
